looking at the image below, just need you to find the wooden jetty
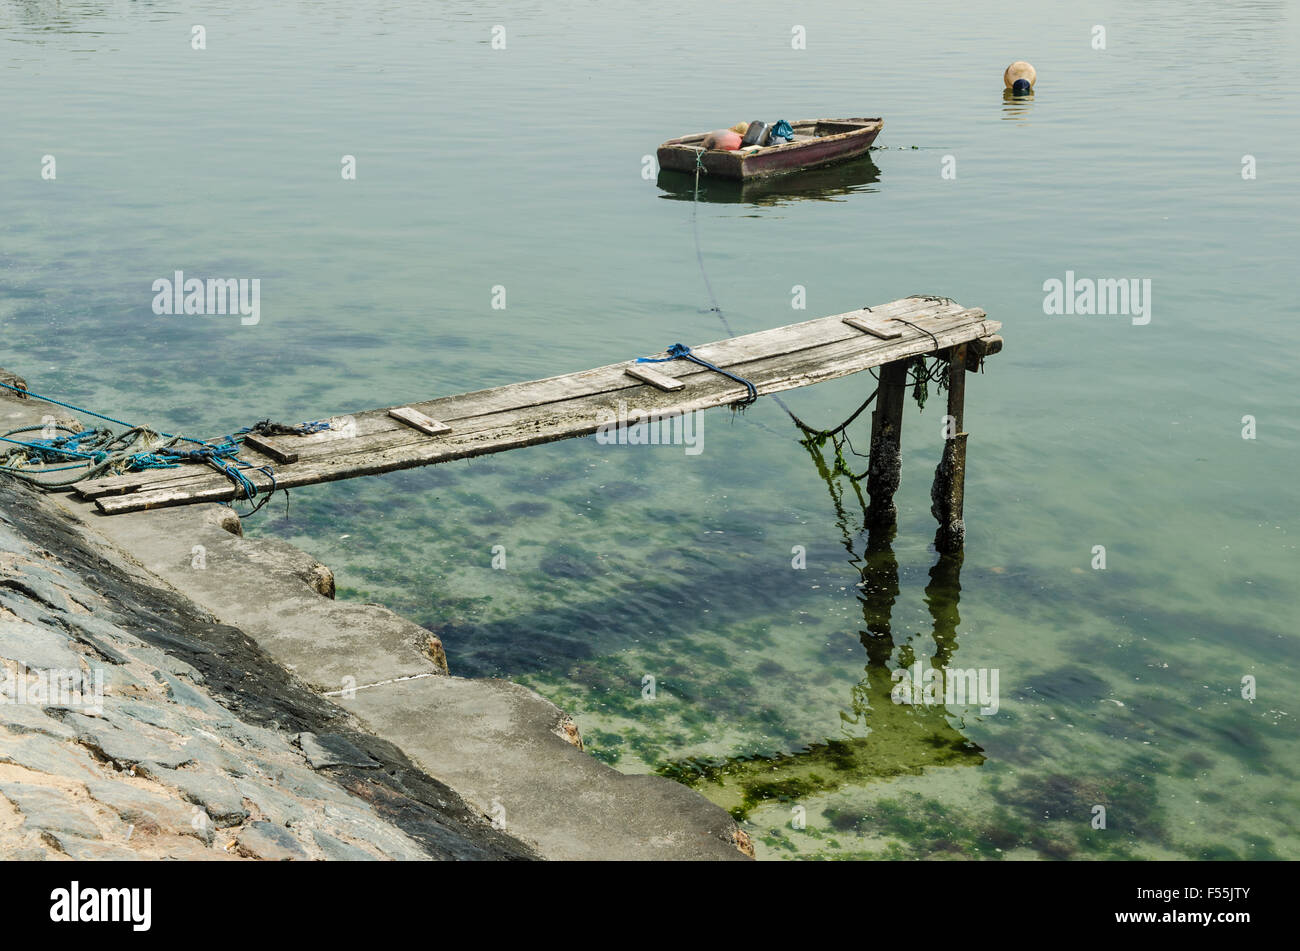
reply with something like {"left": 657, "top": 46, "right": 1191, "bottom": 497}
{"left": 70, "top": 296, "right": 1001, "bottom": 551}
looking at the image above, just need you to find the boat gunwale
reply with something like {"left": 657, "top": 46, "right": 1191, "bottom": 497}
{"left": 658, "top": 117, "right": 881, "bottom": 150}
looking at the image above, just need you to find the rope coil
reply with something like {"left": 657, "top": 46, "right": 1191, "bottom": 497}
{"left": 0, "top": 379, "right": 323, "bottom": 514}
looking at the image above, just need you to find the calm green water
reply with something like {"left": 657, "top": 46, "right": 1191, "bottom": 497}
{"left": 3, "top": 1, "right": 1297, "bottom": 860}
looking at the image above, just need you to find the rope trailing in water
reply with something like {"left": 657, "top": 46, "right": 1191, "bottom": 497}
{"left": 0, "top": 379, "right": 325, "bottom": 514}
{"left": 0, "top": 379, "right": 148, "bottom": 433}
{"left": 637, "top": 343, "right": 758, "bottom": 407}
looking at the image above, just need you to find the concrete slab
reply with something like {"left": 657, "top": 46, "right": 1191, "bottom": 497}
{"left": 68, "top": 503, "right": 445, "bottom": 693}
{"left": 341, "top": 675, "right": 751, "bottom": 861}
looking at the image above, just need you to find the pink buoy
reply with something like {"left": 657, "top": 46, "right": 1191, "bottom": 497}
{"left": 701, "top": 129, "right": 743, "bottom": 151}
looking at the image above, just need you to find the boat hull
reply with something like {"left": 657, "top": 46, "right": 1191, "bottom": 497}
{"left": 657, "top": 118, "right": 883, "bottom": 181}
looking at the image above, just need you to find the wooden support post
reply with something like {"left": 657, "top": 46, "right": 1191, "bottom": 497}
{"left": 866, "top": 359, "right": 909, "bottom": 528}
{"left": 931, "top": 343, "right": 968, "bottom": 553}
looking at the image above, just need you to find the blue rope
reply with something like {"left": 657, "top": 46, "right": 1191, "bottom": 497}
{"left": 637, "top": 343, "right": 759, "bottom": 406}
{"left": 0, "top": 431, "right": 103, "bottom": 461}
{"left": 0, "top": 380, "right": 299, "bottom": 511}
{"left": 0, "top": 379, "right": 157, "bottom": 434}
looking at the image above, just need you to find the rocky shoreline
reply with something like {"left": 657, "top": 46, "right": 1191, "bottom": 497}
{"left": 0, "top": 370, "right": 750, "bottom": 860}
{"left": 1, "top": 474, "right": 533, "bottom": 859}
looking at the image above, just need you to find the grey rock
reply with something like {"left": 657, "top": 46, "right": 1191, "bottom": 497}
{"left": 144, "top": 765, "right": 249, "bottom": 827}
{"left": 41, "top": 833, "right": 139, "bottom": 861}
{"left": 0, "top": 619, "right": 83, "bottom": 671}
{"left": 2, "top": 846, "right": 49, "bottom": 860}
{"left": 293, "top": 732, "right": 380, "bottom": 770}
{"left": 0, "top": 782, "right": 102, "bottom": 839}
{"left": 61, "top": 612, "right": 146, "bottom": 651}
{"left": 0, "top": 702, "right": 78, "bottom": 739}
{"left": 0, "top": 733, "right": 102, "bottom": 780}
{"left": 0, "top": 591, "right": 59, "bottom": 627}
{"left": 65, "top": 714, "right": 194, "bottom": 769}
{"left": 0, "top": 570, "right": 67, "bottom": 612}
{"left": 312, "top": 830, "right": 378, "bottom": 861}
{"left": 85, "top": 779, "right": 213, "bottom": 845}
{"left": 230, "top": 778, "right": 309, "bottom": 827}
{"left": 0, "top": 522, "right": 28, "bottom": 556}
{"left": 236, "top": 820, "right": 309, "bottom": 861}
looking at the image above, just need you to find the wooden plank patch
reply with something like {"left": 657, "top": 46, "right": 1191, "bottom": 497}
{"left": 843, "top": 314, "right": 903, "bottom": 339}
{"left": 625, "top": 365, "right": 686, "bottom": 392}
{"left": 388, "top": 406, "right": 451, "bottom": 435}
{"left": 241, "top": 434, "right": 298, "bottom": 465}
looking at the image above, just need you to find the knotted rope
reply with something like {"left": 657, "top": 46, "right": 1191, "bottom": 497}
{"left": 0, "top": 379, "right": 325, "bottom": 514}
{"left": 637, "top": 343, "right": 758, "bottom": 407}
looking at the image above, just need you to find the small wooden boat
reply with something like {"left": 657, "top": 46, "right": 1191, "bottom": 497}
{"left": 657, "top": 118, "right": 883, "bottom": 181}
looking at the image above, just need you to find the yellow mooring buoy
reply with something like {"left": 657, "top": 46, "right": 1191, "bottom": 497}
{"left": 1004, "top": 61, "right": 1037, "bottom": 95}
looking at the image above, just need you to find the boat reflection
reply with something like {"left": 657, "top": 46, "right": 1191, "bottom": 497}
{"left": 1002, "top": 88, "right": 1035, "bottom": 121}
{"left": 655, "top": 154, "right": 882, "bottom": 207}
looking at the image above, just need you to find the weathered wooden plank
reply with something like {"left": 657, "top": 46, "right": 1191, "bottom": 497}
{"left": 843, "top": 315, "right": 903, "bottom": 339}
{"left": 241, "top": 434, "right": 298, "bottom": 465}
{"left": 388, "top": 406, "right": 452, "bottom": 435}
{"left": 86, "top": 307, "right": 992, "bottom": 503}
{"left": 966, "top": 333, "right": 1003, "bottom": 371}
{"left": 92, "top": 309, "right": 1000, "bottom": 514}
{"left": 84, "top": 301, "right": 951, "bottom": 501}
{"left": 388, "top": 297, "right": 953, "bottom": 430}
{"left": 241, "top": 298, "right": 957, "bottom": 447}
{"left": 216, "top": 309, "right": 988, "bottom": 472}
{"left": 624, "top": 365, "right": 686, "bottom": 392}
{"left": 76, "top": 298, "right": 973, "bottom": 502}
{"left": 91, "top": 309, "right": 997, "bottom": 510}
